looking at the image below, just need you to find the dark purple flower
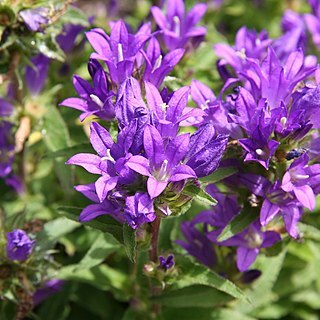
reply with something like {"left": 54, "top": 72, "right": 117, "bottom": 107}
{"left": 124, "top": 192, "right": 156, "bottom": 229}
{"left": 0, "top": 121, "right": 14, "bottom": 178}
{"left": 0, "top": 98, "right": 13, "bottom": 117}
{"left": 158, "top": 254, "right": 175, "bottom": 271}
{"left": 7, "top": 229, "right": 35, "bottom": 261}
{"left": 60, "top": 64, "right": 115, "bottom": 121}
{"left": 186, "top": 123, "right": 229, "bottom": 177}
{"left": 19, "top": 7, "right": 49, "bottom": 32}
{"left": 126, "top": 125, "right": 196, "bottom": 198}
{"left": 25, "top": 54, "right": 50, "bottom": 96}
{"left": 143, "top": 37, "right": 184, "bottom": 88}
{"left": 86, "top": 21, "right": 151, "bottom": 83}
{"left": 33, "top": 280, "right": 65, "bottom": 305}
{"left": 151, "top": 0, "right": 207, "bottom": 50}
{"left": 56, "top": 24, "right": 85, "bottom": 53}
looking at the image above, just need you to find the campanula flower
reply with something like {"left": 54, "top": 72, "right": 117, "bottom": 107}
{"left": 7, "top": 229, "right": 35, "bottom": 261}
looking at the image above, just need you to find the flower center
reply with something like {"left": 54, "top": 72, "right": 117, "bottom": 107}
{"left": 245, "top": 229, "right": 263, "bottom": 248}
{"left": 156, "top": 159, "right": 169, "bottom": 181}
{"left": 117, "top": 43, "right": 124, "bottom": 62}
{"left": 152, "top": 55, "right": 163, "bottom": 73}
{"left": 90, "top": 94, "right": 104, "bottom": 109}
{"left": 101, "top": 149, "right": 116, "bottom": 163}
{"left": 173, "top": 16, "right": 181, "bottom": 37}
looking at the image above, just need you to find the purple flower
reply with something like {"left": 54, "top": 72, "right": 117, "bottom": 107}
{"left": 60, "top": 63, "right": 115, "bottom": 121}
{"left": 67, "top": 122, "right": 136, "bottom": 203}
{"left": 19, "top": 7, "right": 49, "bottom": 32}
{"left": 143, "top": 37, "right": 184, "bottom": 88}
{"left": 0, "top": 121, "right": 14, "bottom": 178}
{"left": 210, "top": 223, "right": 281, "bottom": 272}
{"left": 0, "top": 98, "right": 13, "bottom": 117}
{"left": 33, "top": 280, "right": 65, "bottom": 306}
{"left": 25, "top": 54, "right": 50, "bottom": 96}
{"left": 281, "top": 154, "right": 316, "bottom": 211}
{"left": 158, "top": 254, "right": 175, "bottom": 271}
{"left": 56, "top": 24, "right": 86, "bottom": 53}
{"left": 186, "top": 123, "right": 229, "bottom": 177}
{"left": 151, "top": 0, "right": 207, "bottom": 50}
{"left": 176, "top": 221, "right": 217, "bottom": 268}
{"left": 86, "top": 21, "right": 151, "bottom": 83}
{"left": 124, "top": 192, "right": 156, "bottom": 229}
{"left": 7, "top": 229, "right": 35, "bottom": 261}
{"left": 127, "top": 125, "right": 196, "bottom": 199}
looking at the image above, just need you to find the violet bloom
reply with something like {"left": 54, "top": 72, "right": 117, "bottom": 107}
{"left": 176, "top": 221, "right": 217, "bottom": 268}
{"left": 124, "top": 192, "right": 156, "bottom": 229}
{"left": 0, "top": 98, "right": 13, "bottom": 117}
{"left": 60, "top": 63, "right": 115, "bottom": 121}
{"left": 158, "top": 254, "right": 175, "bottom": 271}
{"left": 144, "top": 81, "right": 203, "bottom": 139}
{"left": 74, "top": 183, "right": 122, "bottom": 222}
{"left": 25, "top": 54, "right": 50, "bottom": 96}
{"left": 56, "top": 24, "right": 86, "bottom": 53}
{"left": 211, "top": 223, "right": 281, "bottom": 272}
{"left": 127, "top": 125, "right": 196, "bottom": 199}
{"left": 214, "top": 27, "right": 272, "bottom": 76}
{"left": 0, "top": 121, "right": 14, "bottom": 178}
{"left": 143, "top": 37, "right": 184, "bottom": 88}
{"left": 19, "top": 7, "right": 49, "bottom": 32}
{"left": 86, "top": 21, "right": 151, "bottom": 84}
{"left": 67, "top": 122, "right": 136, "bottom": 203}
{"left": 281, "top": 153, "right": 317, "bottom": 211}
{"left": 151, "top": 0, "right": 207, "bottom": 50}
{"left": 186, "top": 123, "right": 229, "bottom": 177}
{"left": 7, "top": 229, "right": 35, "bottom": 261}
{"left": 33, "top": 280, "right": 65, "bottom": 306}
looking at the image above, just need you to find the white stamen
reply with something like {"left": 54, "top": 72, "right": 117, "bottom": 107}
{"left": 236, "top": 48, "right": 246, "bottom": 60}
{"left": 158, "top": 159, "right": 169, "bottom": 180}
{"left": 295, "top": 174, "right": 309, "bottom": 180}
{"left": 101, "top": 149, "right": 115, "bottom": 163}
{"left": 255, "top": 148, "right": 264, "bottom": 156}
{"left": 117, "top": 43, "right": 124, "bottom": 62}
{"left": 200, "top": 99, "right": 211, "bottom": 110}
{"left": 245, "top": 230, "right": 263, "bottom": 248}
{"left": 160, "top": 102, "right": 168, "bottom": 112}
{"left": 152, "top": 55, "right": 163, "bottom": 73}
{"left": 173, "top": 16, "right": 181, "bottom": 37}
{"left": 90, "top": 94, "right": 104, "bottom": 108}
{"left": 280, "top": 117, "right": 287, "bottom": 126}
{"left": 255, "top": 38, "right": 261, "bottom": 46}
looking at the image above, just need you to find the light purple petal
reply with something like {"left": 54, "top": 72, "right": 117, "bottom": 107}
{"left": 170, "top": 164, "right": 197, "bottom": 181}
{"left": 66, "top": 153, "right": 102, "bottom": 174}
{"left": 147, "top": 176, "right": 168, "bottom": 199}
{"left": 260, "top": 199, "right": 280, "bottom": 226}
{"left": 236, "top": 247, "right": 259, "bottom": 272}
{"left": 126, "top": 155, "right": 151, "bottom": 176}
{"left": 90, "top": 122, "right": 114, "bottom": 157}
{"left": 95, "top": 176, "right": 118, "bottom": 203}
{"left": 293, "top": 185, "right": 315, "bottom": 211}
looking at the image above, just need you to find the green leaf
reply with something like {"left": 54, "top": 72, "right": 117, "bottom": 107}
{"left": 76, "top": 233, "right": 121, "bottom": 270}
{"left": 43, "top": 105, "right": 73, "bottom": 192}
{"left": 169, "top": 257, "right": 249, "bottom": 302}
{"left": 199, "top": 167, "right": 238, "bottom": 185}
{"left": 45, "top": 143, "right": 92, "bottom": 159}
{"left": 152, "top": 285, "right": 233, "bottom": 308}
{"left": 217, "top": 207, "right": 258, "bottom": 242}
{"left": 298, "top": 222, "right": 320, "bottom": 241}
{"left": 37, "top": 217, "right": 79, "bottom": 250}
{"left": 58, "top": 206, "right": 124, "bottom": 244}
{"left": 182, "top": 184, "right": 217, "bottom": 206}
{"left": 123, "top": 223, "right": 137, "bottom": 263}
{"left": 57, "top": 264, "right": 128, "bottom": 292}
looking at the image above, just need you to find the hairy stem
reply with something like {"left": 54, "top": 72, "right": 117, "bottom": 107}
{"left": 149, "top": 216, "right": 161, "bottom": 262}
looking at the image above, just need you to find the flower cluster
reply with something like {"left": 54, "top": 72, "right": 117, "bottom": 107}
{"left": 62, "top": 0, "right": 229, "bottom": 229}
{"left": 177, "top": 0, "right": 320, "bottom": 272}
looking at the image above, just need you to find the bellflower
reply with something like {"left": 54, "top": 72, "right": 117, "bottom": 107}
{"left": 0, "top": 98, "right": 13, "bottom": 117}
{"left": 25, "top": 54, "right": 50, "bottom": 96}
{"left": 158, "top": 254, "right": 175, "bottom": 271}
{"left": 126, "top": 125, "right": 196, "bottom": 199}
{"left": 0, "top": 121, "right": 14, "bottom": 178}
{"left": 86, "top": 21, "right": 151, "bottom": 83}
{"left": 281, "top": 153, "right": 316, "bottom": 211}
{"left": 185, "top": 123, "right": 229, "bottom": 177}
{"left": 7, "top": 229, "right": 35, "bottom": 261}
{"left": 19, "top": 7, "right": 49, "bottom": 32}
{"left": 60, "top": 63, "right": 115, "bottom": 121}
{"left": 213, "top": 223, "right": 281, "bottom": 272}
{"left": 124, "top": 192, "right": 156, "bottom": 229}
{"left": 143, "top": 37, "right": 185, "bottom": 88}
{"left": 151, "top": 0, "right": 207, "bottom": 50}
{"left": 67, "top": 122, "right": 137, "bottom": 203}
{"left": 145, "top": 81, "right": 203, "bottom": 139}
{"left": 33, "top": 280, "right": 65, "bottom": 306}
